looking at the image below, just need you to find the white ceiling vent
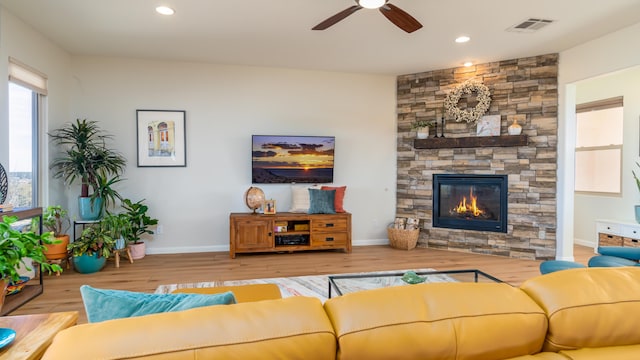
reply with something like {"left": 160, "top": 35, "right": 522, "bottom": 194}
{"left": 507, "top": 18, "right": 554, "bottom": 33}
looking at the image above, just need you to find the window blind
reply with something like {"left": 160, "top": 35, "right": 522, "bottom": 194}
{"left": 8, "top": 57, "right": 48, "bottom": 95}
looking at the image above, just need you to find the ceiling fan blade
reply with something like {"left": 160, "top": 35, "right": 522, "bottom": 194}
{"left": 379, "top": 3, "right": 423, "bottom": 33}
{"left": 312, "top": 5, "right": 362, "bottom": 30}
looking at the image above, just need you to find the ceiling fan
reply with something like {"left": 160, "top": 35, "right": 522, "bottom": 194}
{"left": 312, "top": 0, "right": 423, "bottom": 33}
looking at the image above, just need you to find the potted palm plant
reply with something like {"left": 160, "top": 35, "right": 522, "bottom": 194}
{"left": 41, "top": 205, "right": 71, "bottom": 260}
{"left": 67, "top": 220, "right": 116, "bottom": 274}
{"left": 49, "top": 119, "right": 127, "bottom": 220}
{"left": 121, "top": 198, "right": 158, "bottom": 259}
{"left": 0, "top": 216, "right": 62, "bottom": 312}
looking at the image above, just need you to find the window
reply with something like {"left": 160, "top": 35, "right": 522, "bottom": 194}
{"left": 7, "top": 58, "right": 47, "bottom": 208}
{"left": 574, "top": 96, "right": 623, "bottom": 195}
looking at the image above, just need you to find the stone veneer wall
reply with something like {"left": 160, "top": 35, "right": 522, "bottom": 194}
{"left": 396, "top": 53, "right": 558, "bottom": 260}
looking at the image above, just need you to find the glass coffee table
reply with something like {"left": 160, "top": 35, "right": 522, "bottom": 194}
{"left": 328, "top": 269, "right": 502, "bottom": 298}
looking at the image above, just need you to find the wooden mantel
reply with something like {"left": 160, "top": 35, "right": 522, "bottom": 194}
{"left": 413, "top": 135, "right": 528, "bottom": 149}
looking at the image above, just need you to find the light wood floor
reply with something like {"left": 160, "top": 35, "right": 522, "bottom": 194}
{"left": 11, "top": 245, "right": 594, "bottom": 324}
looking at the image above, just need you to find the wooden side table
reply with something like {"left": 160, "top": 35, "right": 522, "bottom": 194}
{"left": 0, "top": 311, "right": 78, "bottom": 360}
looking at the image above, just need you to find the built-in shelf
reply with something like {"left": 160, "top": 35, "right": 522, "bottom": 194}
{"left": 413, "top": 135, "right": 528, "bottom": 149}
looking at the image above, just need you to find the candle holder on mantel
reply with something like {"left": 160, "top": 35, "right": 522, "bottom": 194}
{"left": 440, "top": 117, "right": 446, "bottom": 138}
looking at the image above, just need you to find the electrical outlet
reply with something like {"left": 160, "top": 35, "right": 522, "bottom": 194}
{"left": 156, "top": 224, "right": 163, "bottom": 234}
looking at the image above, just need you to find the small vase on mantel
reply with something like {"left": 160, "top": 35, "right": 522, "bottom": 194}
{"left": 508, "top": 119, "right": 522, "bottom": 135}
{"left": 416, "top": 127, "right": 429, "bottom": 139}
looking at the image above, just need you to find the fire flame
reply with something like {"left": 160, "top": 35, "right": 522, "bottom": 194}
{"left": 453, "top": 188, "right": 483, "bottom": 217}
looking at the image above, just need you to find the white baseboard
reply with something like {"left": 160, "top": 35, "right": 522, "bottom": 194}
{"left": 146, "top": 245, "right": 225, "bottom": 255}
{"left": 574, "top": 238, "right": 596, "bottom": 249}
{"left": 353, "top": 239, "right": 389, "bottom": 246}
{"left": 146, "top": 239, "right": 389, "bottom": 255}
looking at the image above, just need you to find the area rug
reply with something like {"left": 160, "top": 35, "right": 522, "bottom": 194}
{"left": 155, "top": 268, "right": 452, "bottom": 302}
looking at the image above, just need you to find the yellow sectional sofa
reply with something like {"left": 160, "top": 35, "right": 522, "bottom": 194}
{"left": 43, "top": 267, "right": 640, "bottom": 360}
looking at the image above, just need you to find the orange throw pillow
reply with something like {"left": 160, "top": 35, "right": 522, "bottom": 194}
{"left": 321, "top": 186, "right": 346, "bottom": 212}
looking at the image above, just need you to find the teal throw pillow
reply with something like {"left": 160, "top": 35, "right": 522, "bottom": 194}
{"left": 308, "top": 188, "right": 336, "bottom": 214}
{"left": 80, "top": 285, "right": 237, "bottom": 323}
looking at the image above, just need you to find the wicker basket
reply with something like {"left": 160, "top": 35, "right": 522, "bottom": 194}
{"left": 387, "top": 225, "right": 419, "bottom": 250}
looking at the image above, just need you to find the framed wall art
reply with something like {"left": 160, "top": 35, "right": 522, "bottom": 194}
{"left": 477, "top": 115, "right": 501, "bottom": 137}
{"left": 136, "top": 110, "right": 186, "bottom": 167}
{"left": 263, "top": 199, "right": 276, "bottom": 215}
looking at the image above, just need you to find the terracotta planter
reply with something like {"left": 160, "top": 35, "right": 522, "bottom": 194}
{"left": 128, "top": 242, "right": 146, "bottom": 260}
{"left": 44, "top": 235, "right": 70, "bottom": 260}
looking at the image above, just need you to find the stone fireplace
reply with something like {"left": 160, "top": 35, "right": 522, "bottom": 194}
{"left": 433, "top": 174, "right": 508, "bottom": 233}
{"left": 395, "top": 54, "right": 558, "bottom": 260}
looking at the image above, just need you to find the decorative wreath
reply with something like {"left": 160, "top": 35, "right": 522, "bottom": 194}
{"left": 444, "top": 79, "right": 492, "bottom": 124}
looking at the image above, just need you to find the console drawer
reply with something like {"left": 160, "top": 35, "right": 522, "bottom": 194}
{"left": 596, "top": 222, "right": 621, "bottom": 235}
{"left": 623, "top": 237, "right": 640, "bottom": 248}
{"left": 311, "top": 218, "right": 348, "bottom": 232}
{"left": 599, "top": 233, "right": 623, "bottom": 247}
{"left": 621, "top": 224, "right": 640, "bottom": 239}
{"left": 311, "top": 233, "right": 348, "bottom": 247}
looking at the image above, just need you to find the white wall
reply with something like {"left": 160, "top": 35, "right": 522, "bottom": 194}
{"left": 573, "top": 66, "right": 640, "bottom": 245}
{"left": 0, "top": 6, "right": 72, "bottom": 208}
{"left": 557, "top": 22, "right": 640, "bottom": 259}
{"left": 70, "top": 57, "right": 397, "bottom": 253}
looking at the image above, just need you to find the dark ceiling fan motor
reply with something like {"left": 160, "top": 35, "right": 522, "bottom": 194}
{"left": 312, "top": 0, "right": 423, "bottom": 33}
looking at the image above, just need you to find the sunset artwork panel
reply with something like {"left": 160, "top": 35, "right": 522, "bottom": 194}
{"left": 252, "top": 135, "right": 335, "bottom": 184}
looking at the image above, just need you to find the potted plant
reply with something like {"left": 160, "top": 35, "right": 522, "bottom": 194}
{"left": 0, "top": 216, "right": 62, "bottom": 312}
{"left": 411, "top": 120, "right": 435, "bottom": 139}
{"left": 67, "top": 221, "right": 116, "bottom": 274}
{"left": 49, "top": 119, "right": 127, "bottom": 220}
{"left": 121, "top": 198, "right": 158, "bottom": 259}
{"left": 101, "top": 212, "right": 132, "bottom": 250}
{"left": 41, "top": 205, "right": 71, "bottom": 260}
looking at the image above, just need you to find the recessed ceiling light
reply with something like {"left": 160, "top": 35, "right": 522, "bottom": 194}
{"left": 455, "top": 36, "right": 471, "bottom": 43}
{"left": 155, "top": 6, "right": 175, "bottom": 16}
{"left": 464, "top": 62, "right": 474, "bottom": 67}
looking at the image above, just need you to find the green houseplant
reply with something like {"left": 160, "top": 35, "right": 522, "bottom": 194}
{"left": 0, "top": 216, "right": 62, "bottom": 311}
{"left": 49, "top": 119, "right": 127, "bottom": 220}
{"left": 121, "top": 198, "right": 158, "bottom": 259}
{"left": 41, "top": 205, "right": 71, "bottom": 260}
{"left": 67, "top": 220, "right": 117, "bottom": 274}
{"left": 101, "top": 212, "right": 132, "bottom": 250}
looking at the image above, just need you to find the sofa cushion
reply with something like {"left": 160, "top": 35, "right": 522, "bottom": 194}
{"left": 308, "top": 189, "right": 336, "bottom": 214}
{"left": 505, "top": 353, "right": 570, "bottom": 360}
{"left": 324, "top": 282, "right": 547, "bottom": 360}
{"left": 598, "top": 246, "right": 640, "bottom": 261}
{"left": 43, "top": 296, "right": 336, "bottom": 360}
{"left": 520, "top": 267, "right": 640, "bottom": 352}
{"left": 559, "top": 344, "right": 640, "bottom": 360}
{"left": 171, "top": 283, "right": 282, "bottom": 302}
{"left": 321, "top": 185, "right": 346, "bottom": 212}
{"left": 289, "top": 184, "right": 319, "bottom": 212}
{"left": 80, "top": 285, "right": 236, "bottom": 323}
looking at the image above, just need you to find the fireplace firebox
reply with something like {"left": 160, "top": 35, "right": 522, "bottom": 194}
{"left": 433, "top": 174, "right": 508, "bottom": 233}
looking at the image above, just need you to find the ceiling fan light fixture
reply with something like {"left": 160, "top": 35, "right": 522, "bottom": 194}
{"left": 358, "top": 0, "right": 386, "bottom": 9}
